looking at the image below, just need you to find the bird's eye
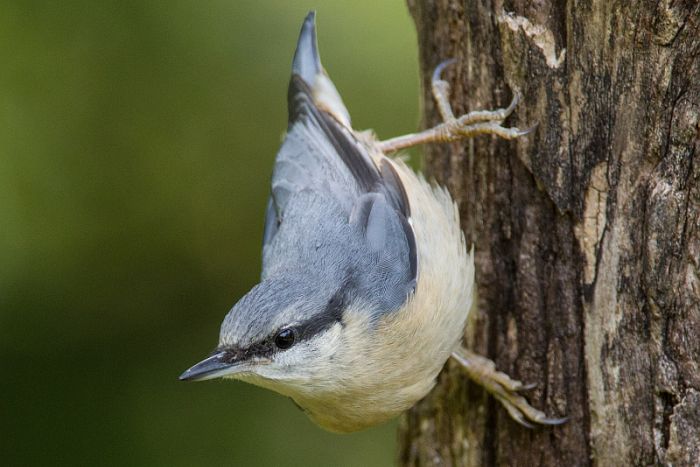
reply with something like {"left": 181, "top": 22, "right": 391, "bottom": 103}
{"left": 274, "top": 328, "right": 295, "bottom": 350}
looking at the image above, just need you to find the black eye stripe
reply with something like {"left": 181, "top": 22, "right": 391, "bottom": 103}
{"left": 294, "top": 288, "right": 345, "bottom": 340}
{"left": 218, "top": 339, "right": 275, "bottom": 363}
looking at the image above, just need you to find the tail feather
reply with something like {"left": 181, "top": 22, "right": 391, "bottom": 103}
{"left": 290, "top": 11, "right": 351, "bottom": 127}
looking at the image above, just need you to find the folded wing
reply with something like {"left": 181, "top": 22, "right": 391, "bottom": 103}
{"left": 261, "top": 12, "right": 416, "bottom": 314}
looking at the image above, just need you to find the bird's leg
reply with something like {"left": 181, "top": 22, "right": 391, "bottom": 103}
{"left": 451, "top": 347, "right": 567, "bottom": 428}
{"left": 378, "top": 59, "right": 535, "bottom": 154}
{"left": 384, "top": 60, "right": 560, "bottom": 427}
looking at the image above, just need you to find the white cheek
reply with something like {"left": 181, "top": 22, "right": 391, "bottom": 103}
{"left": 257, "top": 323, "right": 344, "bottom": 381}
{"left": 273, "top": 342, "right": 315, "bottom": 369}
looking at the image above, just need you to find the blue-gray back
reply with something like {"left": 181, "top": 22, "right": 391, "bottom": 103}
{"left": 260, "top": 77, "right": 416, "bottom": 317}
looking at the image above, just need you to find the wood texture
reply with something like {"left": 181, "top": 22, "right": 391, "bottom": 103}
{"left": 399, "top": 1, "right": 700, "bottom": 465}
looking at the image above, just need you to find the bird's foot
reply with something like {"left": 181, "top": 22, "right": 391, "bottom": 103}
{"left": 451, "top": 347, "right": 567, "bottom": 428}
{"left": 378, "top": 59, "right": 534, "bottom": 154}
{"left": 429, "top": 59, "right": 535, "bottom": 139}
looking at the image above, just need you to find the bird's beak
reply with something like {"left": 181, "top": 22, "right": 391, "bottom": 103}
{"left": 179, "top": 351, "right": 246, "bottom": 382}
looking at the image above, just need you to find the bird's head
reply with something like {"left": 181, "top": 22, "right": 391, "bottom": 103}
{"left": 179, "top": 275, "right": 357, "bottom": 396}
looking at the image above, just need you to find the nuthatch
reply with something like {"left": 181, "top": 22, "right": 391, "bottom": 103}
{"left": 180, "top": 12, "right": 565, "bottom": 433}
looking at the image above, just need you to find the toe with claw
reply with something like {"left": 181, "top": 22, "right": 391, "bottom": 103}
{"left": 378, "top": 59, "right": 535, "bottom": 154}
{"left": 451, "top": 347, "right": 567, "bottom": 428}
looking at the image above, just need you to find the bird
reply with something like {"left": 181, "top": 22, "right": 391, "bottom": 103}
{"left": 180, "top": 11, "right": 565, "bottom": 433}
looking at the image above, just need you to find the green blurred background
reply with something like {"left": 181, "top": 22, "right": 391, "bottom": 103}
{"left": 0, "top": 0, "right": 419, "bottom": 465}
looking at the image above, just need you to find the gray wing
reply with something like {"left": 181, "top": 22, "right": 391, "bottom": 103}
{"left": 259, "top": 14, "right": 416, "bottom": 314}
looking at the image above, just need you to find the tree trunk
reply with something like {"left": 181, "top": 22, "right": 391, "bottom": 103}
{"left": 398, "top": 1, "right": 700, "bottom": 466}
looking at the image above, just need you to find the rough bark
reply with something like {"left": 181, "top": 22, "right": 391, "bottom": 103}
{"left": 399, "top": 1, "right": 700, "bottom": 466}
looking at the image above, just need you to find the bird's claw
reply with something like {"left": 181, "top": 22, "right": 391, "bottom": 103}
{"left": 430, "top": 60, "right": 533, "bottom": 141}
{"left": 451, "top": 347, "right": 567, "bottom": 428}
{"left": 377, "top": 60, "right": 534, "bottom": 153}
{"left": 432, "top": 58, "right": 457, "bottom": 84}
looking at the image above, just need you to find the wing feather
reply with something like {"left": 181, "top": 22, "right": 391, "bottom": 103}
{"left": 260, "top": 14, "right": 417, "bottom": 314}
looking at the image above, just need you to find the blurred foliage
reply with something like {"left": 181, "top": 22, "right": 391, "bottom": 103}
{"left": 0, "top": 0, "right": 420, "bottom": 465}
